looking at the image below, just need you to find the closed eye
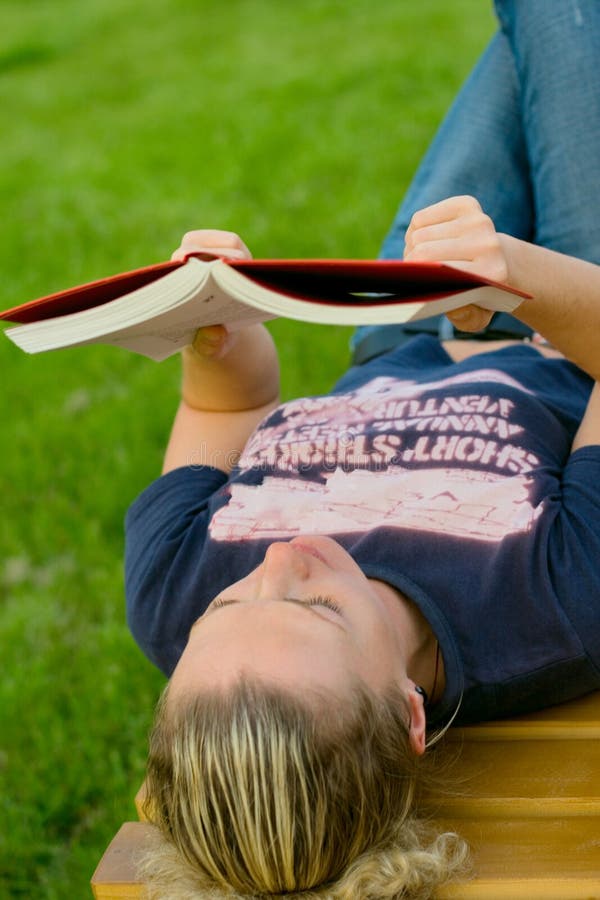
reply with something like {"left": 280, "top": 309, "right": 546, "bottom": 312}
{"left": 210, "top": 595, "right": 343, "bottom": 616}
{"left": 305, "top": 595, "right": 342, "bottom": 614}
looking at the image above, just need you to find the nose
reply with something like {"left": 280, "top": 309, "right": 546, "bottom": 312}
{"left": 255, "top": 541, "right": 310, "bottom": 600}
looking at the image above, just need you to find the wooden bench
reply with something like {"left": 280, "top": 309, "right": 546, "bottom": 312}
{"left": 91, "top": 691, "right": 600, "bottom": 898}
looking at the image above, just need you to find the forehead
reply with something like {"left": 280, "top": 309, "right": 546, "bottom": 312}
{"left": 177, "top": 599, "right": 350, "bottom": 672}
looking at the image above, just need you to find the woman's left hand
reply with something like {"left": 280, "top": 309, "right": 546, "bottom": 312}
{"left": 404, "top": 195, "right": 511, "bottom": 332}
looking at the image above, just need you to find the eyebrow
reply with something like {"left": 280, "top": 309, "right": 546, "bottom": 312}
{"left": 203, "top": 598, "right": 346, "bottom": 631}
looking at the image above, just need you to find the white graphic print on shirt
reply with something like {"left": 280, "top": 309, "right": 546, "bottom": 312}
{"left": 209, "top": 372, "right": 544, "bottom": 543}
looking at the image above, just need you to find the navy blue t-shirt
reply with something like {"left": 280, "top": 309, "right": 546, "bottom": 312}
{"left": 125, "top": 336, "right": 600, "bottom": 726}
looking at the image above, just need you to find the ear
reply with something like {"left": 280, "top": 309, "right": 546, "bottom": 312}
{"left": 406, "top": 687, "right": 427, "bottom": 756}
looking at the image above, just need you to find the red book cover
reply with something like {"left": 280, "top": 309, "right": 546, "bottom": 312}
{"left": 0, "top": 260, "right": 183, "bottom": 325}
{"left": 0, "top": 256, "right": 528, "bottom": 325}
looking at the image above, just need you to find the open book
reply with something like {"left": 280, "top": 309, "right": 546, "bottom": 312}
{"left": 0, "top": 254, "right": 529, "bottom": 361}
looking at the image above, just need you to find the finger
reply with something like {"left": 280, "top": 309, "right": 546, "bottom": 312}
{"left": 171, "top": 246, "right": 251, "bottom": 263}
{"left": 405, "top": 236, "right": 507, "bottom": 283}
{"left": 404, "top": 236, "right": 487, "bottom": 264}
{"left": 408, "top": 195, "right": 483, "bottom": 232}
{"left": 191, "top": 324, "right": 234, "bottom": 359}
{"left": 405, "top": 219, "right": 471, "bottom": 255}
{"left": 447, "top": 305, "right": 493, "bottom": 333}
{"left": 174, "top": 246, "right": 252, "bottom": 263}
{"left": 404, "top": 253, "right": 510, "bottom": 295}
{"left": 405, "top": 209, "right": 494, "bottom": 253}
{"left": 181, "top": 230, "right": 251, "bottom": 256}
{"left": 172, "top": 230, "right": 252, "bottom": 262}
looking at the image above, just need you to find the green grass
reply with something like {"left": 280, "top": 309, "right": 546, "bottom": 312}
{"left": 0, "top": 1, "right": 495, "bottom": 896}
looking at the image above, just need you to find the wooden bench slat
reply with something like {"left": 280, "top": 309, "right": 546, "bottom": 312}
{"left": 431, "top": 796, "right": 600, "bottom": 819}
{"left": 91, "top": 818, "right": 600, "bottom": 900}
{"left": 91, "top": 823, "right": 153, "bottom": 899}
{"left": 434, "top": 816, "right": 600, "bottom": 898}
{"left": 449, "top": 692, "right": 600, "bottom": 741}
{"left": 424, "top": 738, "right": 600, "bottom": 817}
{"left": 436, "top": 878, "right": 600, "bottom": 900}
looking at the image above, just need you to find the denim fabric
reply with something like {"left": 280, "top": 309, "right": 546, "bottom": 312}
{"left": 352, "top": 0, "right": 600, "bottom": 357}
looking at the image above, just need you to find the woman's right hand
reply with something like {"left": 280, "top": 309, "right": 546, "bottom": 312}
{"left": 171, "top": 229, "right": 252, "bottom": 263}
{"left": 171, "top": 228, "right": 279, "bottom": 410}
{"left": 173, "top": 229, "right": 254, "bottom": 360}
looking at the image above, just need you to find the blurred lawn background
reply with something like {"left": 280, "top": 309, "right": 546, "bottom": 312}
{"left": 0, "top": 1, "right": 495, "bottom": 896}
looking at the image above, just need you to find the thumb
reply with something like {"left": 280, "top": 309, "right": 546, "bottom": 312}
{"left": 190, "top": 325, "right": 235, "bottom": 359}
{"left": 446, "top": 305, "right": 493, "bottom": 333}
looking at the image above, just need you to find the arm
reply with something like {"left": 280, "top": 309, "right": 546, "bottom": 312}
{"left": 404, "top": 196, "right": 600, "bottom": 451}
{"left": 162, "top": 231, "right": 280, "bottom": 475}
{"left": 404, "top": 195, "right": 600, "bottom": 381}
{"left": 163, "top": 324, "right": 280, "bottom": 475}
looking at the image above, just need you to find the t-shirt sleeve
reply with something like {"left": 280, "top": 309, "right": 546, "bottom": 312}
{"left": 550, "top": 445, "right": 600, "bottom": 674}
{"left": 124, "top": 464, "right": 228, "bottom": 675}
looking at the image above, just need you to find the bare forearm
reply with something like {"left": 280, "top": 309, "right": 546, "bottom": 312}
{"left": 163, "top": 323, "right": 280, "bottom": 475}
{"left": 501, "top": 235, "right": 600, "bottom": 380}
{"left": 162, "top": 398, "right": 279, "bottom": 475}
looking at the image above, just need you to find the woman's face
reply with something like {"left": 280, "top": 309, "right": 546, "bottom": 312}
{"left": 169, "top": 536, "right": 421, "bottom": 725}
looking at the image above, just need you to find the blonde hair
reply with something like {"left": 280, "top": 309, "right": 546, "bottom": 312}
{"left": 141, "top": 677, "right": 467, "bottom": 898}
